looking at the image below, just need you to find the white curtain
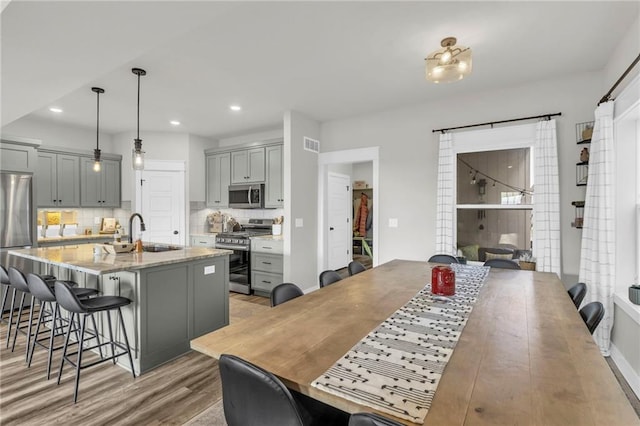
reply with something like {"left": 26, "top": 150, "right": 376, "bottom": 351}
{"left": 435, "top": 133, "right": 455, "bottom": 254}
{"left": 578, "top": 101, "right": 615, "bottom": 356}
{"left": 533, "top": 119, "right": 562, "bottom": 276}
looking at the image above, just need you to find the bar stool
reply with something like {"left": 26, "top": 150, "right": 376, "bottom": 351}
{"left": 0, "top": 266, "right": 10, "bottom": 324}
{"left": 26, "top": 273, "right": 99, "bottom": 379}
{"left": 55, "top": 280, "right": 136, "bottom": 403}
{"left": 6, "top": 267, "right": 78, "bottom": 359}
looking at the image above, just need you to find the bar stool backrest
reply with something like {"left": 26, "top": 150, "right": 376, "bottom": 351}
{"left": 54, "top": 281, "right": 88, "bottom": 314}
{"left": 8, "top": 267, "right": 29, "bottom": 292}
{"left": 0, "top": 266, "right": 9, "bottom": 284}
{"left": 27, "top": 274, "right": 56, "bottom": 302}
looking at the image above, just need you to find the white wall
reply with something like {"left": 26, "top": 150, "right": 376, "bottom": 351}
{"left": 321, "top": 71, "right": 603, "bottom": 276}
{"left": 1, "top": 116, "right": 114, "bottom": 152}
{"left": 603, "top": 15, "right": 639, "bottom": 94}
{"left": 284, "top": 111, "right": 320, "bottom": 291}
{"left": 188, "top": 134, "right": 218, "bottom": 202}
{"left": 218, "top": 127, "right": 283, "bottom": 148}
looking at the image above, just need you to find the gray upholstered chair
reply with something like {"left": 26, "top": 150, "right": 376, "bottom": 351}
{"left": 348, "top": 261, "right": 367, "bottom": 276}
{"left": 270, "top": 283, "right": 304, "bottom": 307}
{"left": 579, "top": 301, "right": 605, "bottom": 335}
{"left": 319, "top": 270, "right": 342, "bottom": 288}
{"left": 349, "top": 412, "right": 403, "bottom": 426}
{"left": 484, "top": 258, "right": 521, "bottom": 270}
{"left": 567, "top": 282, "right": 587, "bottom": 309}
{"left": 428, "top": 254, "right": 459, "bottom": 264}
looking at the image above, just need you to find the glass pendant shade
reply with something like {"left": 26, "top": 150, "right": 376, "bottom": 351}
{"left": 91, "top": 87, "right": 105, "bottom": 172}
{"left": 93, "top": 148, "right": 102, "bottom": 172}
{"left": 425, "top": 37, "right": 472, "bottom": 83}
{"left": 132, "top": 138, "right": 145, "bottom": 171}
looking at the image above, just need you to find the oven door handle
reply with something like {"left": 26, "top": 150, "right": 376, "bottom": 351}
{"left": 215, "top": 244, "right": 249, "bottom": 251}
{"left": 248, "top": 185, "right": 252, "bottom": 207}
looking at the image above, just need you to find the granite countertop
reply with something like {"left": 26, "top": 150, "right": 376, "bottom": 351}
{"left": 38, "top": 234, "right": 128, "bottom": 243}
{"left": 9, "top": 243, "right": 232, "bottom": 276}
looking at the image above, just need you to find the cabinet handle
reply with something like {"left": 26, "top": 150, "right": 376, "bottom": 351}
{"left": 262, "top": 280, "right": 271, "bottom": 284}
{"left": 262, "top": 261, "right": 271, "bottom": 265}
{"left": 263, "top": 246, "right": 272, "bottom": 250}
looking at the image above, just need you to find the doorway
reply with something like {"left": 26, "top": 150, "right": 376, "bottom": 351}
{"left": 134, "top": 160, "right": 186, "bottom": 245}
{"left": 318, "top": 147, "right": 379, "bottom": 273}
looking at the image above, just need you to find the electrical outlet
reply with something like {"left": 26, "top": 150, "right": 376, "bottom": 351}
{"left": 204, "top": 265, "right": 216, "bottom": 275}
{"left": 295, "top": 218, "right": 304, "bottom": 228}
{"left": 389, "top": 218, "right": 398, "bottom": 228}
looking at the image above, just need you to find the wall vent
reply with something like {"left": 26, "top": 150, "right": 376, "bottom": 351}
{"left": 303, "top": 136, "right": 320, "bottom": 153}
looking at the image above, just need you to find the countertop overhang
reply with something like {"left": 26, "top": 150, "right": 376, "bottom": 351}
{"left": 9, "top": 244, "right": 232, "bottom": 275}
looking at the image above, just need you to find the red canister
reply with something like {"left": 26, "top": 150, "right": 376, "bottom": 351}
{"left": 431, "top": 266, "right": 456, "bottom": 296}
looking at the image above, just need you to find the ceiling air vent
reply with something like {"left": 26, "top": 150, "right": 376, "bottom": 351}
{"left": 303, "top": 136, "right": 320, "bottom": 153}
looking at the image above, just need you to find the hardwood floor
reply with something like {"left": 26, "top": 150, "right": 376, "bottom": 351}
{"left": 0, "top": 293, "right": 270, "bottom": 425}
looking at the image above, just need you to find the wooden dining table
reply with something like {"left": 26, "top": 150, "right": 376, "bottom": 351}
{"left": 190, "top": 259, "right": 640, "bottom": 425}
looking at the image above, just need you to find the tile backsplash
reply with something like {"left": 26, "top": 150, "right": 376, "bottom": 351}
{"left": 190, "top": 202, "right": 284, "bottom": 234}
{"left": 38, "top": 202, "right": 131, "bottom": 237}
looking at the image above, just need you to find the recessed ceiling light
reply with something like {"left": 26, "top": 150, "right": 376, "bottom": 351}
{"left": 49, "top": 107, "right": 63, "bottom": 113}
{"left": 229, "top": 105, "right": 242, "bottom": 112}
{"left": 170, "top": 120, "right": 181, "bottom": 126}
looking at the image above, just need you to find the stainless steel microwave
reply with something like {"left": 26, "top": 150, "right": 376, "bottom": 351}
{"left": 228, "top": 184, "right": 264, "bottom": 209}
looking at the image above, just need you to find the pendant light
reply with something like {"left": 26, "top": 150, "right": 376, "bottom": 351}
{"left": 92, "top": 87, "right": 105, "bottom": 172}
{"left": 131, "top": 67, "right": 147, "bottom": 170}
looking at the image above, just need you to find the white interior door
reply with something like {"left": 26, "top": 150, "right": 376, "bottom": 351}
{"left": 136, "top": 165, "right": 185, "bottom": 245}
{"left": 327, "top": 172, "right": 351, "bottom": 270}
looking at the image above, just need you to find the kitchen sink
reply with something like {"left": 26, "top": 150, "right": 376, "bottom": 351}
{"left": 142, "top": 244, "right": 183, "bottom": 252}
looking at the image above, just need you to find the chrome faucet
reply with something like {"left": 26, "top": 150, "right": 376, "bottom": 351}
{"left": 128, "top": 213, "right": 146, "bottom": 243}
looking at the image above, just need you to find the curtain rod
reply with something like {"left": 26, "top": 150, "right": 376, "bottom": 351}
{"left": 598, "top": 52, "right": 640, "bottom": 105}
{"left": 432, "top": 112, "right": 561, "bottom": 134}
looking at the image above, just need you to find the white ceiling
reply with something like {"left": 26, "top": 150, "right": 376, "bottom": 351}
{"left": 2, "top": 1, "right": 638, "bottom": 140}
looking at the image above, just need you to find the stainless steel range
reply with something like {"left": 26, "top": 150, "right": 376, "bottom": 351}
{"left": 215, "top": 218, "right": 272, "bottom": 294}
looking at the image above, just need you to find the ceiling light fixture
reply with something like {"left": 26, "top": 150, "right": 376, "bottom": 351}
{"left": 230, "top": 105, "right": 242, "bottom": 112}
{"left": 91, "top": 87, "right": 104, "bottom": 172}
{"left": 170, "top": 120, "right": 181, "bottom": 126}
{"left": 131, "top": 67, "right": 147, "bottom": 171}
{"left": 49, "top": 107, "right": 63, "bottom": 113}
{"left": 425, "top": 37, "right": 472, "bottom": 83}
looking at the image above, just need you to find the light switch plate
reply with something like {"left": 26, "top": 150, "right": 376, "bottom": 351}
{"left": 389, "top": 218, "right": 398, "bottom": 228}
{"left": 204, "top": 265, "right": 216, "bottom": 275}
{"left": 295, "top": 218, "right": 304, "bottom": 228}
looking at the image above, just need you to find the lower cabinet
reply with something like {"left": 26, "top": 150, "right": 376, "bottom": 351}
{"left": 251, "top": 238, "right": 283, "bottom": 297}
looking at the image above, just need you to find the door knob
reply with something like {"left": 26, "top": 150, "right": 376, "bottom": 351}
{"left": 329, "top": 227, "right": 334, "bottom": 231}
{"left": 173, "top": 230, "right": 179, "bottom": 235}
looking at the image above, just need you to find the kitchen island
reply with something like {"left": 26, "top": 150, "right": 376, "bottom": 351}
{"left": 9, "top": 243, "right": 232, "bottom": 374}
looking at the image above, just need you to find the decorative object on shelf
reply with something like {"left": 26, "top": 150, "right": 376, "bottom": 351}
{"left": 91, "top": 87, "right": 105, "bottom": 172}
{"left": 580, "top": 147, "right": 589, "bottom": 162}
{"left": 425, "top": 37, "right": 472, "bottom": 83}
{"left": 576, "top": 121, "right": 595, "bottom": 143}
{"left": 629, "top": 285, "right": 640, "bottom": 305}
{"left": 518, "top": 252, "right": 536, "bottom": 271}
{"left": 353, "top": 180, "right": 368, "bottom": 189}
{"left": 131, "top": 68, "right": 147, "bottom": 171}
{"left": 571, "top": 201, "right": 585, "bottom": 228}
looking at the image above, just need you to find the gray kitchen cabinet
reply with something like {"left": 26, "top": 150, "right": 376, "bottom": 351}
{"left": 80, "top": 157, "right": 121, "bottom": 207}
{"left": 36, "top": 152, "right": 80, "bottom": 207}
{"left": 231, "top": 147, "right": 265, "bottom": 184}
{"left": 1, "top": 139, "right": 38, "bottom": 173}
{"left": 206, "top": 152, "right": 230, "bottom": 208}
{"left": 250, "top": 238, "right": 283, "bottom": 297}
{"left": 264, "top": 144, "right": 283, "bottom": 208}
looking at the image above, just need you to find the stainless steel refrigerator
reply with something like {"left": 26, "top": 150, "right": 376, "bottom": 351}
{"left": 1, "top": 172, "right": 34, "bottom": 253}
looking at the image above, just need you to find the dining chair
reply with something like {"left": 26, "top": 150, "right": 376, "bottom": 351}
{"left": 349, "top": 412, "right": 403, "bottom": 426}
{"left": 579, "top": 301, "right": 605, "bottom": 335}
{"left": 218, "top": 353, "right": 306, "bottom": 426}
{"left": 567, "top": 282, "right": 587, "bottom": 309}
{"left": 347, "top": 260, "right": 367, "bottom": 276}
{"left": 271, "top": 283, "right": 304, "bottom": 307}
{"left": 319, "top": 270, "right": 342, "bottom": 288}
{"left": 483, "top": 258, "right": 521, "bottom": 270}
{"left": 427, "top": 254, "right": 458, "bottom": 264}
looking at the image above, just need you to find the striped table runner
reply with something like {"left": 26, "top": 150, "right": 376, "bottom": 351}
{"left": 311, "top": 264, "right": 490, "bottom": 424}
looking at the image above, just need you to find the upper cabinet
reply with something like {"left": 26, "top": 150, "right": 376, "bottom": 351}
{"left": 264, "top": 145, "right": 283, "bottom": 208}
{"left": 80, "top": 157, "right": 121, "bottom": 207}
{"left": 206, "top": 152, "right": 231, "bottom": 208}
{"left": 231, "top": 147, "right": 265, "bottom": 184}
{"left": 1, "top": 139, "right": 39, "bottom": 173}
{"left": 36, "top": 152, "right": 80, "bottom": 207}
